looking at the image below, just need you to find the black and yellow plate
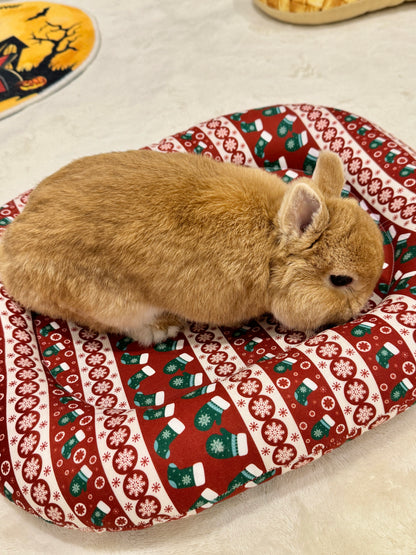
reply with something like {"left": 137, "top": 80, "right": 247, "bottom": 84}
{"left": 0, "top": 2, "right": 99, "bottom": 119}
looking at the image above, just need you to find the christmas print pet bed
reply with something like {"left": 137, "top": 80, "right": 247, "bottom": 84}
{"left": 0, "top": 103, "right": 415, "bottom": 532}
{"left": 0, "top": 2, "right": 99, "bottom": 120}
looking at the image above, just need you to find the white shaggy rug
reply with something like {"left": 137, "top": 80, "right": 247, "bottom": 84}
{"left": 1, "top": 0, "right": 416, "bottom": 553}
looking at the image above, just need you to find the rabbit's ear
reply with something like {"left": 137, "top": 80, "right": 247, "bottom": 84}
{"left": 312, "top": 150, "right": 344, "bottom": 198}
{"left": 278, "top": 182, "right": 329, "bottom": 239}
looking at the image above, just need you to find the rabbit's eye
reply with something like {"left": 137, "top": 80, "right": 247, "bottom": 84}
{"left": 330, "top": 275, "right": 353, "bottom": 287}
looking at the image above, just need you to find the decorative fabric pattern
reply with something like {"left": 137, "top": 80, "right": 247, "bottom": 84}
{"left": 0, "top": 2, "right": 99, "bottom": 120}
{"left": 0, "top": 103, "right": 415, "bottom": 532}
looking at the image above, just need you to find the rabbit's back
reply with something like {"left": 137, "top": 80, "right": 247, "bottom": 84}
{"left": 0, "top": 151, "right": 284, "bottom": 326}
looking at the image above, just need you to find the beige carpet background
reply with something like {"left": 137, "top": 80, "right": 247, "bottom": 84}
{"left": 1, "top": 1, "right": 415, "bottom": 553}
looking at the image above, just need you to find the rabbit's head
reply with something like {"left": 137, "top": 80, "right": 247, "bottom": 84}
{"left": 269, "top": 151, "right": 384, "bottom": 334}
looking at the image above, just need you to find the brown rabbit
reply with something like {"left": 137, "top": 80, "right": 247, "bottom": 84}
{"left": 0, "top": 149, "right": 384, "bottom": 345}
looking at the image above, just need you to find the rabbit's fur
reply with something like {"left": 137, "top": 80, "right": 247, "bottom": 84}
{"left": 0, "top": 150, "right": 384, "bottom": 345}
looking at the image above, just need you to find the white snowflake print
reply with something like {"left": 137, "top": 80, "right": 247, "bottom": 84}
{"left": 286, "top": 138, "right": 296, "bottom": 150}
{"left": 274, "top": 445, "right": 295, "bottom": 465}
{"left": 232, "top": 152, "right": 245, "bottom": 165}
{"left": 216, "top": 127, "right": 229, "bottom": 138}
{"left": 106, "top": 415, "right": 126, "bottom": 429}
{"left": 239, "top": 379, "right": 260, "bottom": 396}
{"left": 331, "top": 138, "right": 344, "bottom": 152}
{"left": 158, "top": 141, "right": 173, "bottom": 152}
{"left": 19, "top": 433, "right": 38, "bottom": 455}
{"left": 96, "top": 395, "right": 116, "bottom": 410}
{"left": 340, "top": 149, "right": 352, "bottom": 162}
{"left": 399, "top": 312, "right": 416, "bottom": 327}
{"left": 10, "top": 315, "right": 26, "bottom": 327}
{"left": 308, "top": 110, "right": 321, "bottom": 120}
{"left": 209, "top": 438, "right": 225, "bottom": 455}
{"left": 71, "top": 482, "right": 82, "bottom": 495}
{"left": 216, "top": 363, "right": 234, "bottom": 376}
{"left": 355, "top": 405, "right": 375, "bottom": 424}
{"left": 207, "top": 119, "right": 221, "bottom": 129}
{"left": 87, "top": 354, "right": 106, "bottom": 365}
{"left": 15, "top": 357, "right": 35, "bottom": 368}
{"left": 379, "top": 189, "right": 393, "bottom": 203}
{"left": 368, "top": 180, "right": 382, "bottom": 195}
{"left": 94, "top": 381, "right": 112, "bottom": 395}
{"left": 390, "top": 197, "right": 405, "bottom": 212}
{"left": 109, "top": 428, "right": 129, "bottom": 448}
{"left": 125, "top": 473, "right": 147, "bottom": 498}
{"left": 315, "top": 119, "right": 328, "bottom": 131}
{"left": 14, "top": 329, "right": 31, "bottom": 342}
{"left": 201, "top": 342, "right": 220, "bottom": 354}
{"left": 251, "top": 397, "right": 273, "bottom": 419}
{"left": 115, "top": 447, "right": 136, "bottom": 472}
{"left": 197, "top": 332, "right": 215, "bottom": 343}
{"left": 8, "top": 300, "right": 24, "bottom": 313}
{"left": 17, "top": 413, "right": 38, "bottom": 432}
{"left": 358, "top": 169, "right": 372, "bottom": 185}
{"left": 24, "top": 457, "right": 40, "bottom": 481}
{"left": 165, "top": 363, "right": 178, "bottom": 373}
{"left": 16, "top": 369, "right": 37, "bottom": 380}
{"left": 402, "top": 204, "right": 416, "bottom": 218}
{"left": 17, "top": 382, "right": 38, "bottom": 395}
{"left": 180, "top": 474, "right": 192, "bottom": 486}
{"left": 15, "top": 343, "right": 33, "bottom": 356}
{"left": 196, "top": 412, "right": 212, "bottom": 428}
{"left": 171, "top": 376, "right": 185, "bottom": 387}
{"left": 45, "top": 505, "right": 63, "bottom": 522}
{"left": 383, "top": 302, "right": 407, "bottom": 313}
{"left": 16, "top": 397, "right": 38, "bottom": 412}
{"left": 209, "top": 352, "right": 227, "bottom": 364}
{"left": 232, "top": 369, "right": 251, "bottom": 381}
{"left": 348, "top": 158, "right": 361, "bottom": 173}
{"left": 224, "top": 137, "right": 237, "bottom": 152}
{"left": 391, "top": 388, "right": 403, "bottom": 401}
{"left": 80, "top": 329, "right": 99, "bottom": 340}
{"left": 306, "top": 334, "right": 327, "bottom": 346}
{"left": 323, "top": 128, "right": 336, "bottom": 141}
{"left": 312, "top": 426, "right": 324, "bottom": 439}
{"left": 90, "top": 367, "right": 108, "bottom": 380}
{"left": 332, "top": 359, "right": 355, "bottom": 379}
{"left": 137, "top": 498, "right": 159, "bottom": 518}
{"left": 286, "top": 332, "right": 305, "bottom": 344}
{"left": 161, "top": 428, "right": 172, "bottom": 440}
{"left": 318, "top": 343, "right": 339, "bottom": 358}
{"left": 346, "top": 381, "right": 367, "bottom": 403}
{"left": 32, "top": 481, "right": 49, "bottom": 504}
{"left": 263, "top": 421, "right": 286, "bottom": 444}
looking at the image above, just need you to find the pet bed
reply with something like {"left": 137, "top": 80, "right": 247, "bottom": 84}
{"left": 0, "top": 103, "right": 415, "bottom": 531}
